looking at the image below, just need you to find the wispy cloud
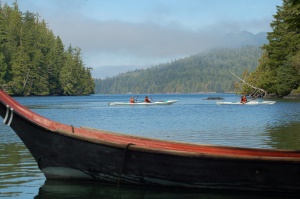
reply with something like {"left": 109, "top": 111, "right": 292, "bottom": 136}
{"left": 4, "top": 0, "right": 281, "bottom": 78}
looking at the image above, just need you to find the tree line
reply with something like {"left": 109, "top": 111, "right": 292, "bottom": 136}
{"left": 0, "top": 1, "right": 94, "bottom": 96}
{"left": 95, "top": 46, "right": 262, "bottom": 94}
{"left": 2, "top": 0, "right": 299, "bottom": 97}
{"left": 95, "top": 0, "right": 300, "bottom": 97}
{"left": 242, "top": 0, "right": 300, "bottom": 97}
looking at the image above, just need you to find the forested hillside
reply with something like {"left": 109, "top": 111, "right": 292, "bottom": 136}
{"left": 0, "top": 2, "right": 94, "bottom": 96}
{"left": 244, "top": 0, "right": 300, "bottom": 97}
{"left": 95, "top": 46, "right": 262, "bottom": 94}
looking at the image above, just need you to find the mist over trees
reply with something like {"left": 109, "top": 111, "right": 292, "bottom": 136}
{"left": 2, "top": 0, "right": 299, "bottom": 97}
{"left": 95, "top": 46, "right": 262, "bottom": 94}
{"left": 0, "top": 2, "right": 94, "bottom": 96}
{"left": 95, "top": 0, "right": 300, "bottom": 97}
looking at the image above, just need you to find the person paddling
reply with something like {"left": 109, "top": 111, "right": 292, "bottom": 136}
{"left": 240, "top": 95, "right": 247, "bottom": 104}
{"left": 144, "top": 96, "right": 151, "bottom": 103}
{"left": 130, "top": 96, "right": 135, "bottom": 103}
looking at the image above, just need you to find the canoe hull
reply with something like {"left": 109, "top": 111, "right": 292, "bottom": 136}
{"left": 0, "top": 90, "right": 299, "bottom": 194}
{"left": 4, "top": 113, "right": 300, "bottom": 192}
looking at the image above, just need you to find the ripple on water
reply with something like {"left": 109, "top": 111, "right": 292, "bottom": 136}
{"left": 0, "top": 143, "right": 45, "bottom": 198}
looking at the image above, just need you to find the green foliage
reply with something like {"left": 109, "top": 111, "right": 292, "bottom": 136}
{"left": 246, "top": 0, "right": 300, "bottom": 97}
{"left": 0, "top": 1, "right": 94, "bottom": 96}
{"left": 0, "top": 52, "right": 7, "bottom": 85}
{"left": 277, "top": 62, "right": 299, "bottom": 96}
{"left": 95, "top": 46, "right": 262, "bottom": 94}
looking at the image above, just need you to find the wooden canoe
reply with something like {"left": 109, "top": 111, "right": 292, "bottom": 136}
{"left": 0, "top": 89, "right": 299, "bottom": 194}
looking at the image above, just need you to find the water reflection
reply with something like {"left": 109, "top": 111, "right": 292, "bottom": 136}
{"left": 35, "top": 180, "right": 299, "bottom": 199}
{"left": 266, "top": 122, "right": 300, "bottom": 150}
{"left": 0, "top": 143, "right": 44, "bottom": 198}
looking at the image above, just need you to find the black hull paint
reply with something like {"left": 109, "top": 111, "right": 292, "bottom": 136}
{"left": 1, "top": 92, "right": 300, "bottom": 194}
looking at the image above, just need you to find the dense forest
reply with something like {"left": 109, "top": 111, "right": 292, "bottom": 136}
{"left": 95, "top": 46, "right": 262, "bottom": 94}
{"left": 95, "top": 0, "right": 300, "bottom": 97}
{"left": 0, "top": 2, "right": 94, "bottom": 96}
{"left": 2, "top": 0, "right": 299, "bottom": 97}
{"left": 243, "top": 0, "right": 300, "bottom": 97}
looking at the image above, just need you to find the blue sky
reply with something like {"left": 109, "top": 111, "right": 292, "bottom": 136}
{"left": 3, "top": 0, "right": 282, "bottom": 78}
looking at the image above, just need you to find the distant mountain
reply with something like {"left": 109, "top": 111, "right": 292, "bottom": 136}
{"left": 93, "top": 31, "right": 267, "bottom": 79}
{"left": 221, "top": 31, "right": 268, "bottom": 48}
{"left": 95, "top": 46, "right": 263, "bottom": 94}
{"left": 255, "top": 32, "right": 268, "bottom": 44}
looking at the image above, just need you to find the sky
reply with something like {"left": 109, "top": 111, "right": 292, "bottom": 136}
{"left": 3, "top": 0, "right": 283, "bottom": 78}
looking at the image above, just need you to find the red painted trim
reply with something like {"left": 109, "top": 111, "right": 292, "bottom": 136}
{"left": 1, "top": 90, "right": 300, "bottom": 159}
{"left": 0, "top": 90, "right": 69, "bottom": 132}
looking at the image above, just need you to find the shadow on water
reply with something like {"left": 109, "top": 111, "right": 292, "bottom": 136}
{"left": 34, "top": 180, "right": 299, "bottom": 199}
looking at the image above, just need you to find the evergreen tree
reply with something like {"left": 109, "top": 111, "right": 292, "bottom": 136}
{"left": 59, "top": 46, "right": 94, "bottom": 95}
{"left": 246, "top": 0, "right": 300, "bottom": 97}
{"left": 1, "top": 2, "right": 23, "bottom": 92}
{"left": 0, "top": 5, "right": 5, "bottom": 85}
{"left": 277, "top": 55, "right": 300, "bottom": 96}
{"left": 95, "top": 46, "right": 262, "bottom": 94}
{"left": 0, "top": 52, "right": 6, "bottom": 85}
{"left": 46, "top": 36, "right": 65, "bottom": 95}
{"left": 0, "top": 1, "right": 94, "bottom": 95}
{"left": 59, "top": 46, "right": 76, "bottom": 95}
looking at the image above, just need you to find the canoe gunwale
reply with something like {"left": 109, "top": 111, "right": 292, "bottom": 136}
{"left": 0, "top": 89, "right": 299, "bottom": 162}
{"left": 2, "top": 89, "right": 300, "bottom": 193}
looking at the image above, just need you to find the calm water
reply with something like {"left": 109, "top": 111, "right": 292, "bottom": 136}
{"left": 1, "top": 93, "right": 300, "bottom": 198}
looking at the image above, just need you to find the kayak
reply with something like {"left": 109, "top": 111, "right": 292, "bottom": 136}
{"left": 216, "top": 101, "right": 276, "bottom": 105}
{"left": 108, "top": 100, "right": 177, "bottom": 106}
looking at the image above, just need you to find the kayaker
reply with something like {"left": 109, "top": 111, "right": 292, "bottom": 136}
{"left": 240, "top": 95, "right": 247, "bottom": 104}
{"left": 144, "top": 96, "right": 151, "bottom": 103}
{"left": 130, "top": 96, "right": 135, "bottom": 103}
